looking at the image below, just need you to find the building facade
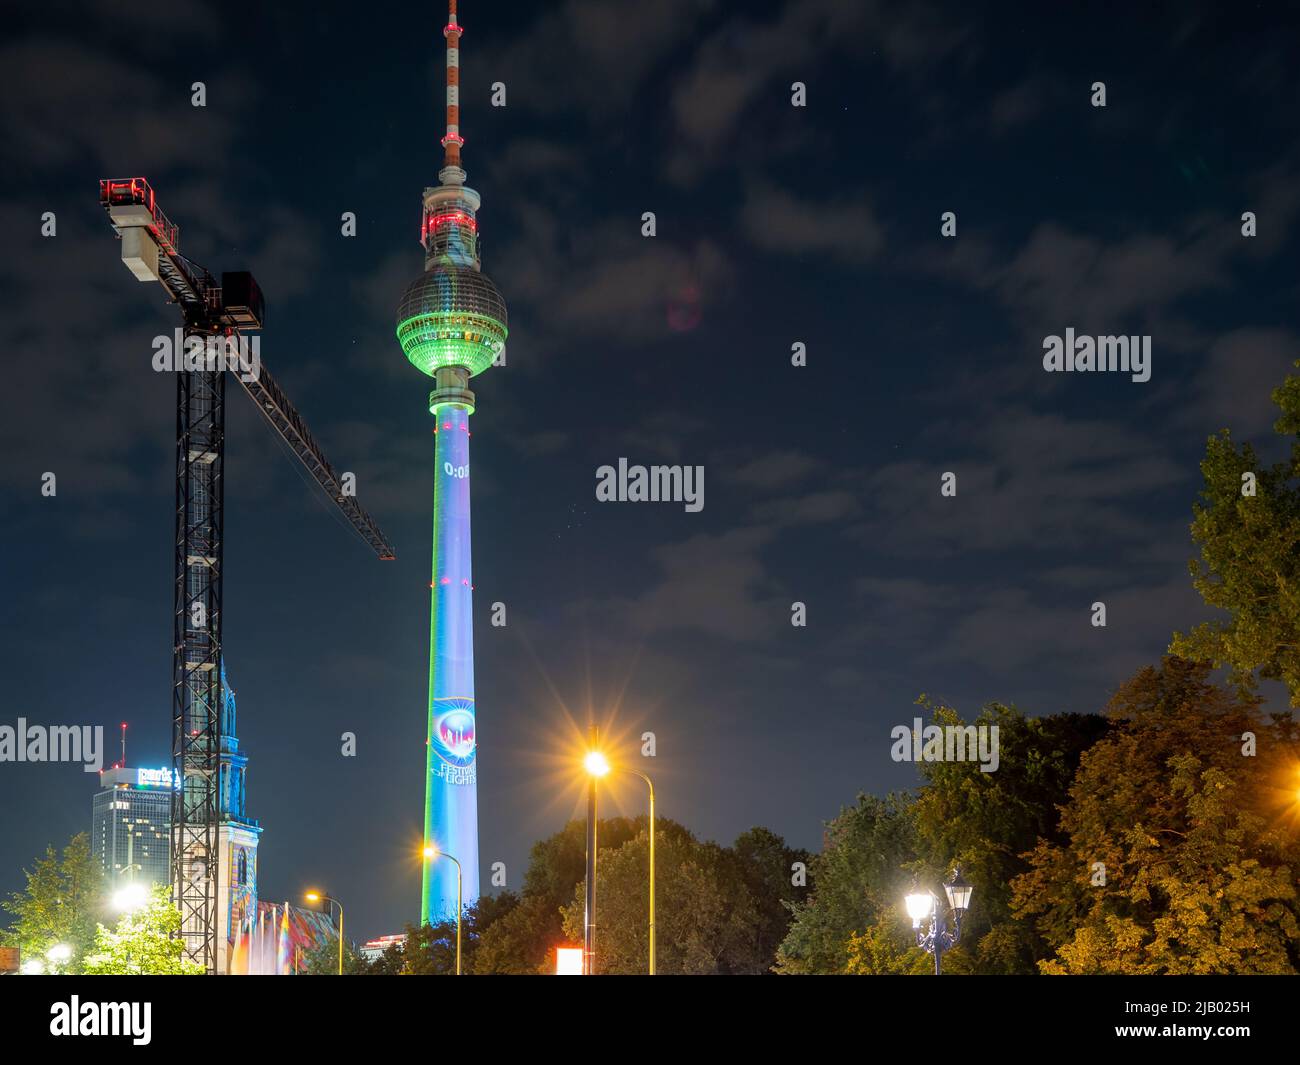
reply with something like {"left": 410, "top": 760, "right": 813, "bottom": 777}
{"left": 91, "top": 766, "right": 175, "bottom": 889}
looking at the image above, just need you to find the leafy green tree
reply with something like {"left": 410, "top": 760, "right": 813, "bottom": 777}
{"left": 82, "top": 884, "right": 202, "bottom": 974}
{"left": 777, "top": 702, "right": 1107, "bottom": 975}
{"left": 522, "top": 817, "right": 639, "bottom": 912}
{"left": 1012, "top": 658, "right": 1300, "bottom": 974}
{"left": 1172, "top": 362, "right": 1300, "bottom": 704}
{"left": 1, "top": 832, "right": 103, "bottom": 973}
{"left": 725, "top": 827, "right": 811, "bottom": 973}
{"left": 400, "top": 892, "right": 521, "bottom": 974}
{"left": 367, "top": 940, "right": 406, "bottom": 975}
{"left": 299, "top": 936, "right": 370, "bottom": 975}
{"left": 775, "top": 793, "right": 917, "bottom": 974}
{"left": 472, "top": 894, "right": 563, "bottom": 974}
{"left": 843, "top": 914, "right": 932, "bottom": 975}
{"left": 560, "top": 819, "right": 766, "bottom": 974}
{"left": 910, "top": 700, "right": 1108, "bottom": 974}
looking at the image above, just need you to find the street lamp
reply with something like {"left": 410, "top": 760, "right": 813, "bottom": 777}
{"left": 305, "top": 891, "right": 344, "bottom": 976}
{"left": 422, "top": 845, "right": 463, "bottom": 975}
{"left": 582, "top": 725, "right": 600, "bottom": 975}
{"left": 45, "top": 943, "right": 73, "bottom": 973}
{"left": 905, "top": 867, "right": 973, "bottom": 975}
{"left": 112, "top": 882, "right": 149, "bottom": 913}
{"left": 583, "top": 745, "right": 656, "bottom": 975}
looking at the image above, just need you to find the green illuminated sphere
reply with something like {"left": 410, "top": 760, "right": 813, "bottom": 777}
{"left": 396, "top": 266, "right": 508, "bottom": 378}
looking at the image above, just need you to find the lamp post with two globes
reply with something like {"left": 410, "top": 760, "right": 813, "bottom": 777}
{"left": 904, "top": 868, "right": 974, "bottom": 975}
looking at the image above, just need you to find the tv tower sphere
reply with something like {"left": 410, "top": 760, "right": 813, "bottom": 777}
{"left": 396, "top": 264, "right": 508, "bottom": 380}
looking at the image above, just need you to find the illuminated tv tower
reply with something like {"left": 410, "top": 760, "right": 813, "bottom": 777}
{"left": 396, "top": 0, "right": 507, "bottom": 923}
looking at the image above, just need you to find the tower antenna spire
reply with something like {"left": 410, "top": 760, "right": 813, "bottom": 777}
{"left": 441, "top": 0, "right": 465, "bottom": 184}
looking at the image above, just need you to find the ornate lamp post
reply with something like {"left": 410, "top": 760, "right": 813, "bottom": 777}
{"left": 904, "top": 868, "right": 973, "bottom": 975}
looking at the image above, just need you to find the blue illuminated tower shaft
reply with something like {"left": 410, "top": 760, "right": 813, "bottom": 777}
{"left": 422, "top": 380, "right": 480, "bottom": 920}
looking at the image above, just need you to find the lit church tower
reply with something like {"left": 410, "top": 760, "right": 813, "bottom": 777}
{"left": 215, "top": 664, "right": 260, "bottom": 975}
{"left": 395, "top": 0, "right": 507, "bottom": 922}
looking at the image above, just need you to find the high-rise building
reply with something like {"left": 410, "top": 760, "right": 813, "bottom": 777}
{"left": 92, "top": 765, "right": 175, "bottom": 890}
{"left": 395, "top": 0, "right": 508, "bottom": 923}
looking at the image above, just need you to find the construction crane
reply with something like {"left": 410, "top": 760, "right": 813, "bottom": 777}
{"left": 99, "top": 177, "right": 395, "bottom": 974}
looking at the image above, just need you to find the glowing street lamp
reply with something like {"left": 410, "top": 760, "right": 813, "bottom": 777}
{"left": 905, "top": 868, "right": 973, "bottom": 975}
{"left": 422, "top": 845, "right": 463, "bottom": 975}
{"left": 583, "top": 744, "right": 656, "bottom": 975}
{"left": 904, "top": 889, "right": 935, "bottom": 924}
{"left": 45, "top": 943, "right": 73, "bottom": 973}
{"left": 20, "top": 958, "right": 45, "bottom": 975}
{"left": 112, "top": 882, "right": 149, "bottom": 913}
{"left": 305, "top": 891, "right": 344, "bottom": 976}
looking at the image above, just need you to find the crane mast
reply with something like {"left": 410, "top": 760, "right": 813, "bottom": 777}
{"left": 100, "top": 178, "right": 394, "bottom": 973}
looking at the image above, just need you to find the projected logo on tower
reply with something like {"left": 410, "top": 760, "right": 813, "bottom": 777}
{"left": 431, "top": 698, "right": 477, "bottom": 769}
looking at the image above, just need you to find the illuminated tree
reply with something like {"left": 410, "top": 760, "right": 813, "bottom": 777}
{"left": 1012, "top": 658, "right": 1300, "bottom": 974}
{"left": 0, "top": 832, "right": 103, "bottom": 973}
{"left": 82, "top": 884, "right": 202, "bottom": 975}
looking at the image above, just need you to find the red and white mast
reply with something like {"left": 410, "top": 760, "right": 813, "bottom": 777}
{"left": 440, "top": 0, "right": 465, "bottom": 184}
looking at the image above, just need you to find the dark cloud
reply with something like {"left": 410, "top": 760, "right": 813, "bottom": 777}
{"left": 740, "top": 182, "right": 884, "bottom": 262}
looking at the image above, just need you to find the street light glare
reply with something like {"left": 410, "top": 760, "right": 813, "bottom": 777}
{"left": 305, "top": 891, "right": 321, "bottom": 903}
{"left": 904, "top": 891, "right": 934, "bottom": 922}
{"left": 112, "top": 882, "right": 149, "bottom": 913}
{"left": 584, "top": 750, "right": 610, "bottom": 778}
{"left": 423, "top": 845, "right": 438, "bottom": 859}
{"left": 46, "top": 943, "right": 73, "bottom": 963}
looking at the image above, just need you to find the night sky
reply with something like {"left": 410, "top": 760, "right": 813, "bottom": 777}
{"left": 3, "top": 0, "right": 1299, "bottom": 940}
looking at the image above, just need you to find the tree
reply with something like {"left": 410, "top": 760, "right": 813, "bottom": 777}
{"left": 776, "top": 702, "right": 1108, "bottom": 975}
{"left": 522, "top": 816, "right": 639, "bottom": 912}
{"left": 1, "top": 832, "right": 104, "bottom": 973}
{"left": 726, "top": 827, "right": 811, "bottom": 973}
{"left": 400, "top": 892, "right": 521, "bottom": 974}
{"left": 1011, "top": 658, "right": 1300, "bottom": 974}
{"left": 909, "top": 700, "right": 1108, "bottom": 974}
{"left": 82, "top": 884, "right": 202, "bottom": 975}
{"left": 775, "top": 793, "right": 917, "bottom": 974}
{"left": 843, "top": 915, "right": 932, "bottom": 975}
{"left": 560, "top": 820, "right": 765, "bottom": 974}
{"left": 472, "top": 894, "right": 563, "bottom": 974}
{"left": 299, "top": 936, "right": 370, "bottom": 975}
{"left": 367, "top": 940, "right": 406, "bottom": 975}
{"left": 1172, "top": 361, "right": 1300, "bottom": 705}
